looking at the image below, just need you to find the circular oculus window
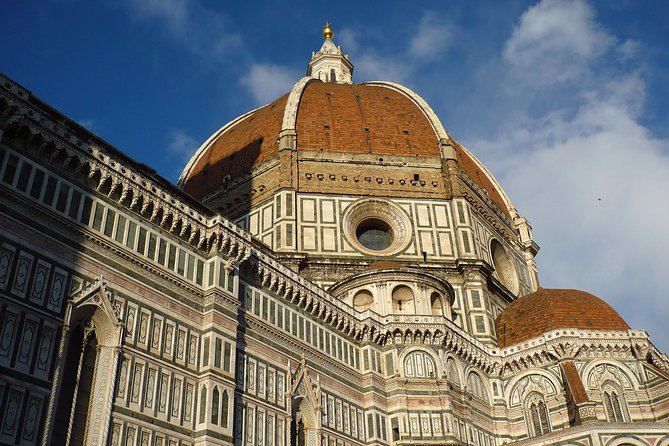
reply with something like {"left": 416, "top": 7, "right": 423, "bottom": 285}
{"left": 356, "top": 219, "right": 393, "bottom": 251}
{"left": 342, "top": 199, "right": 412, "bottom": 256}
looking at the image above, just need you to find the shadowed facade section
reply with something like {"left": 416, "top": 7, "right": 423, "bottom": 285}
{"left": 183, "top": 94, "right": 288, "bottom": 199}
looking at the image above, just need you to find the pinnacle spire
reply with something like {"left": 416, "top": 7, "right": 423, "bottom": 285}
{"left": 307, "top": 22, "right": 354, "bottom": 84}
{"left": 322, "top": 22, "right": 334, "bottom": 39}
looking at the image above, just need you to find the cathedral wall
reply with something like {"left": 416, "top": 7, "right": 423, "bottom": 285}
{"left": 470, "top": 211, "right": 534, "bottom": 298}
{"left": 0, "top": 228, "right": 67, "bottom": 445}
{"left": 0, "top": 140, "right": 226, "bottom": 445}
{"left": 3, "top": 77, "right": 669, "bottom": 446}
{"left": 234, "top": 190, "right": 533, "bottom": 295}
{"left": 234, "top": 189, "right": 536, "bottom": 343}
{"left": 0, "top": 137, "right": 393, "bottom": 446}
{"left": 235, "top": 191, "right": 461, "bottom": 264}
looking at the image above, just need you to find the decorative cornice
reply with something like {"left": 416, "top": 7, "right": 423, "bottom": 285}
{"left": 460, "top": 172, "right": 515, "bottom": 239}
{"left": 496, "top": 329, "right": 666, "bottom": 377}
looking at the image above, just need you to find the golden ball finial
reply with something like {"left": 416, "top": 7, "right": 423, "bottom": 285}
{"left": 322, "top": 22, "right": 334, "bottom": 39}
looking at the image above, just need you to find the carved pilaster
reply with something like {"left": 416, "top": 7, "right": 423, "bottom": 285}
{"left": 41, "top": 323, "right": 70, "bottom": 446}
{"left": 85, "top": 344, "right": 122, "bottom": 445}
{"left": 64, "top": 321, "right": 93, "bottom": 446}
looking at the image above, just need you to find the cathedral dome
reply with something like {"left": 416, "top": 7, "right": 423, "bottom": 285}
{"left": 180, "top": 81, "right": 440, "bottom": 195}
{"left": 178, "top": 29, "right": 513, "bottom": 217}
{"left": 180, "top": 93, "right": 289, "bottom": 199}
{"left": 495, "top": 288, "right": 630, "bottom": 348}
{"left": 179, "top": 79, "right": 511, "bottom": 214}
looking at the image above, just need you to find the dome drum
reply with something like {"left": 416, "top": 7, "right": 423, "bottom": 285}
{"left": 329, "top": 267, "right": 454, "bottom": 319}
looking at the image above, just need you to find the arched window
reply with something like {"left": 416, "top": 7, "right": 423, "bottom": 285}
{"left": 291, "top": 397, "right": 318, "bottom": 446}
{"left": 466, "top": 372, "right": 489, "bottom": 402}
{"left": 490, "top": 239, "right": 519, "bottom": 295}
{"left": 446, "top": 358, "right": 460, "bottom": 386}
{"left": 602, "top": 382, "right": 625, "bottom": 422}
{"left": 296, "top": 419, "right": 305, "bottom": 446}
{"left": 430, "top": 292, "right": 444, "bottom": 316}
{"left": 526, "top": 393, "right": 551, "bottom": 437}
{"left": 211, "top": 387, "right": 220, "bottom": 425}
{"left": 222, "top": 390, "right": 229, "bottom": 428}
{"left": 43, "top": 280, "right": 124, "bottom": 446}
{"left": 52, "top": 324, "right": 98, "bottom": 446}
{"left": 403, "top": 351, "right": 436, "bottom": 378}
{"left": 199, "top": 386, "right": 207, "bottom": 424}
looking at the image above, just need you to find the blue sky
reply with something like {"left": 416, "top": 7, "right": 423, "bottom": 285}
{"left": 3, "top": 0, "right": 669, "bottom": 352}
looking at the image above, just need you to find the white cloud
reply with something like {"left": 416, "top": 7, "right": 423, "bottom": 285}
{"left": 240, "top": 63, "right": 300, "bottom": 105}
{"left": 353, "top": 52, "right": 411, "bottom": 83}
{"left": 127, "top": 0, "right": 189, "bottom": 31}
{"left": 332, "top": 27, "right": 405, "bottom": 81}
{"left": 337, "top": 12, "right": 453, "bottom": 83}
{"left": 76, "top": 118, "right": 97, "bottom": 132}
{"left": 618, "top": 38, "right": 641, "bottom": 61}
{"left": 336, "top": 28, "right": 359, "bottom": 54}
{"left": 488, "top": 77, "right": 669, "bottom": 347}
{"left": 503, "top": 0, "right": 613, "bottom": 84}
{"left": 167, "top": 129, "right": 199, "bottom": 163}
{"left": 409, "top": 11, "right": 453, "bottom": 61}
{"left": 471, "top": 0, "right": 669, "bottom": 351}
{"left": 123, "top": 0, "right": 241, "bottom": 59}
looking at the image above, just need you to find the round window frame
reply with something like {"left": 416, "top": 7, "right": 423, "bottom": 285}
{"left": 342, "top": 199, "right": 413, "bottom": 256}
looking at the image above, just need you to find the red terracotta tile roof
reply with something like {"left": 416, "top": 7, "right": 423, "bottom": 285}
{"left": 561, "top": 360, "right": 589, "bottom": 404}
{"left": 181, "top": 81, "right": 509, "bottom": 212}
{"left": 295, "top": 82, "right": 441, "bottom": 157}
{"left": 183, "top": 94, "right": 288, "bottom": 198}
{"left": 495, "top": 288, "right": 629, "bottom": 348}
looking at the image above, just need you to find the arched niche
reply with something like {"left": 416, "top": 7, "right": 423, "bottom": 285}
{"left": 287, "top": 358, "right": 322, "bottom": 446}
{"left": 430, "top": 292, "right": 444, "bottom": 317}
{"left": 444, "top": 355, "right": 462, "bottom": 386}
{"left": 329, "top": 266, "right": 454, "bottom": 318}
{"left": 42, "top": 277, "right": 124, "bottom": 446}
{"left": 392, "top": 285, "right": 415, "bottom": 314}
{"left": 582, "top": 360, "right": 640, "bottom": 391}
{"left": 466, "top": 371, "right": 490, "bottom": 403}
{"left": 352, "top": 289, "right": 374, "bottom": 311}
{"left": 505, "top": 370, "right": 561, "bottom": 408}
{"left": 490, "top": 239, "right": 519, "bottom": 295}
{"left": 604, "top": 437, "right": 651, "bottom": 446}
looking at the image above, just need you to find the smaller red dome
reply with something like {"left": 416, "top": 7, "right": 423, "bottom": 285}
{"left": 495, "top": 288, "right": 629, "bottom": 348}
